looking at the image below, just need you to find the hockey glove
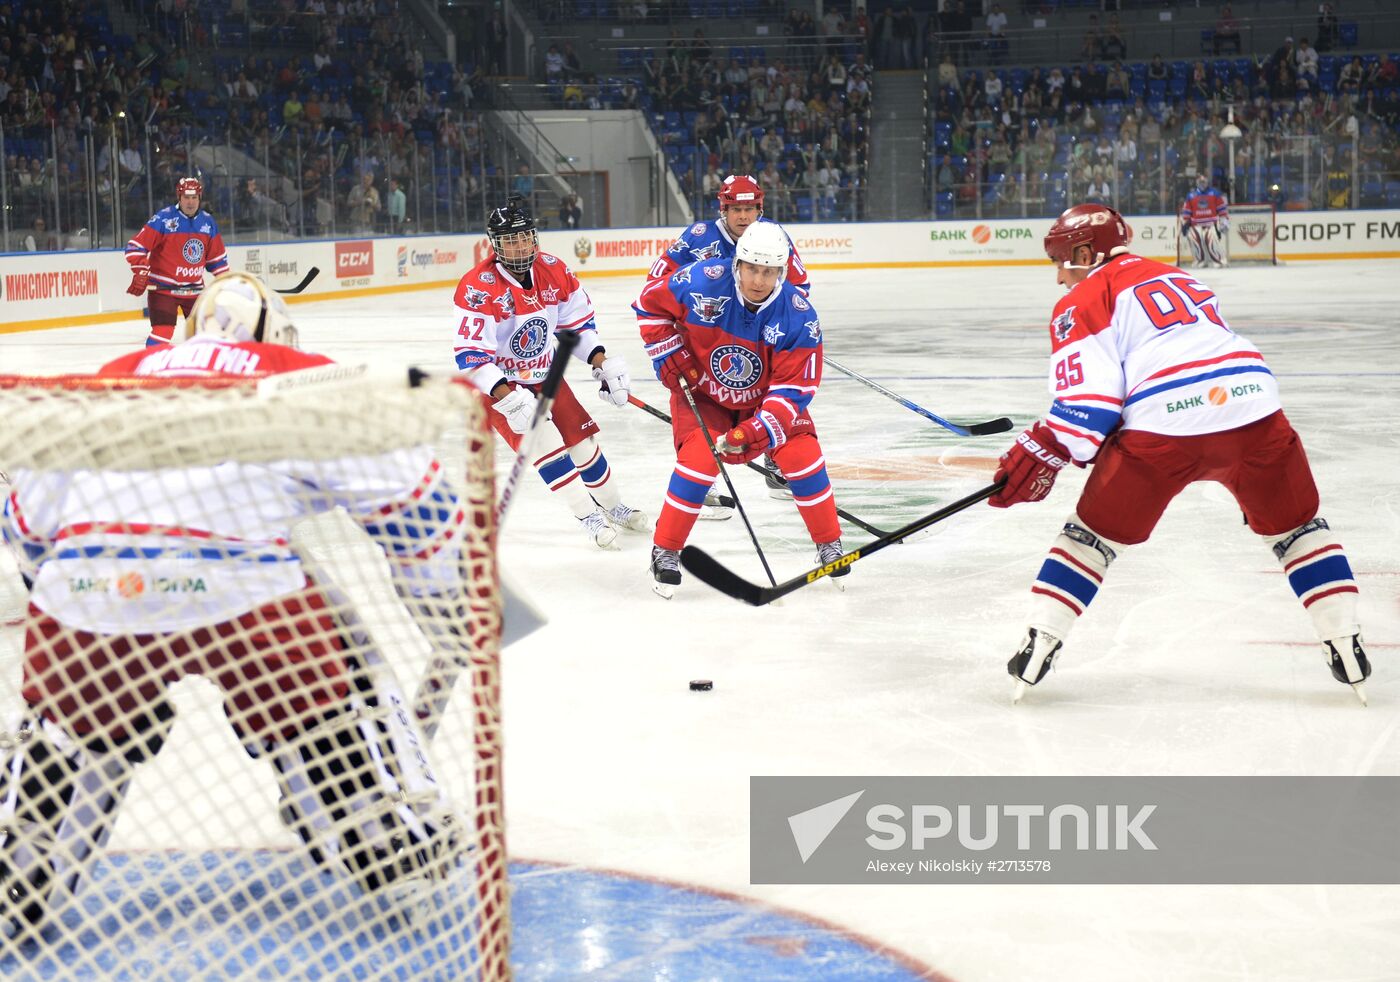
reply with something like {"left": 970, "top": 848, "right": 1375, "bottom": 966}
{"left": 715, "top": 413, "right": 811, "bottom": 465}
{"left": 655, "top": 345, "right": 701, "bottom": 392}
{"left": 988, "top": 421, "right": 1071, "bottom": 508}
{"left": 494, "top": 386, "right": 538, "bottom": 435}
{"left": 127, "top": 268, "right": 150, "bottom": 296}
{"left": 591, "top": 355, "right": 631, "bottom": 407}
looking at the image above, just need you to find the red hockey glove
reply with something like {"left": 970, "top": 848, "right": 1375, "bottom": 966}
{"left": 989, "top": 421, "right": 1071, "bottom": 508}
{"left": 656, "top": 346, "right": 700, "bottom": 392}
{"left": 714, "top": 413, "right": 812, "bottom": 465}
{"left": 127, "top": 268, "right": 150, "bottom": 296}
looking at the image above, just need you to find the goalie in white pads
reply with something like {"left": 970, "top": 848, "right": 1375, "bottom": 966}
{"left": 0, "top": 273, "right": 474, "bottom": 933}
{"left": 1180, "top": 174, "right": 1230, "bottom": 268}
{"left": 989, "top": 205, "right": 1369, "bottom": 704}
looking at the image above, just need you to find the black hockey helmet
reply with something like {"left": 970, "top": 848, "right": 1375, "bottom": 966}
{"left": 486, "top": 193, "right": 538, "bottom": 276}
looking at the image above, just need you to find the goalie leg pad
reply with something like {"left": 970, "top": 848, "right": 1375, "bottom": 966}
{"left": 1203, "top": 224, "right": 1225, "bottom": 265}
{"left": 1184, "top": 225, "right": 1206, "bottom": 264}
{"left": 1265, "top": 517, "right": 1360, "bottom": 642}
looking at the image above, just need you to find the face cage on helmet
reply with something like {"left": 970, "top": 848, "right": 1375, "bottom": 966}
{"left": 489, "top": 228, "right": 538, "bottom": 275}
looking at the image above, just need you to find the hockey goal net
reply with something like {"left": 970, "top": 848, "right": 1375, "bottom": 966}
{"left": 0, "top": 370, "right": 509, "bottom": 979}
{"left": 1176, "top": 201, "right": 1278, "bottom": 266}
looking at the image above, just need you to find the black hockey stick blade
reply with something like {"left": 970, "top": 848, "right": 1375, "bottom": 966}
{"left": 964, "top": 416, "right": 1015, "bottom": 436}
{"left": 681, "top": 478, "right": 1006, "bottom": 606}
{"left": 274, "top": 266, "right": 320, "bottom": 294}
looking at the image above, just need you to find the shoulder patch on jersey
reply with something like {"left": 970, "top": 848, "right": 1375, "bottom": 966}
{"left": 494, "top": 291, "right": 516, "bottom": 317}
{"left": 540, "top": 285, "right": 559, "bottom": 304}
{"left": 702, "top": 263, "right": 724, "bottom": 279}
{"left": 709, "top": 344, "right": 763, "bottom": 390}
{"left": 540, "top": 254, "right": 558, "bottom": 265}
{"left": 691, "top": 222, "right": 707, "bottom": 235}
{"left": 668, "top": 237, "right": 689, "bottom": 255}
{"left": 480, "top": 271, "right": 496, "bottom": 284}
{"left": 1051, "top": 305, "right": 1077, "bottom": 342}
{"left": 463, "top": 286, "right": 490, "bottom": 309}
{"left": 164, "top": 217, "right": 180, "bottom": 231}
{"left": 791, "top": 293, "right": 810, "bottom": 311}
{"left": 763, "top": 322, "right": 783, "bottom": 345}
{"left": 804, "top": 317, "right": 821, "bottom": 342}
{"left": 182, "top": 239, "right": 205, "bottom": 264}
{"left": 199, "top": 222, "right": 212, "bottom": 234}
{"left": 689, "top": 293, "right": 731, "bottom": 323}
{"left": 673, "top": 266, "right": 692, "bottom": 284}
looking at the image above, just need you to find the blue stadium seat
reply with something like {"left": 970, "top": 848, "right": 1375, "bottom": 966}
{"left": 935, "top": 190, "right": 954, "bottom": 218}
{"left": 1340, "top": 22, "right": 1358, "bottom": 48}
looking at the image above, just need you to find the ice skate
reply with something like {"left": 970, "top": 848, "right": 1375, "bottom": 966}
{"left": 815, "top": 539, "right": 849, "bottom": 591}
{"left": 579, "top": 509, "right": 618, "bottom": 549}
{"left": 763, "top": 455, "right": 791, "bottom": 499}
{"left": 1009, "top": 628, "right": 1063, "bottom": 704}
{"left": 606, "top": 502, "right": 651, "bottom": 532}
{"left": 1324, "top": 634, "right": 1371, "bottom": 706}
{"left": 650, "top": 546, "right": 681, "bottom": 599}
{"left": 699, "top": 485, "right": 734, "bottom": 521}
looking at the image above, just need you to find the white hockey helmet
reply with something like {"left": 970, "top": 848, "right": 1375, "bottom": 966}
{"left": 733, "top": 221, "right": 789, "bottom": 283}
{"left": 189, "top": 271, "right": 299, "bottom": 347}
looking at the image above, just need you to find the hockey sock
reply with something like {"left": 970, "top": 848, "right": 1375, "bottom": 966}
{"left": 533, "top": 446, "right": 596, "bottom": 520}
{"left": 1265, "top": 517, "right": 1360, "bottom": 641}
{"left": 146, "top": 323, "right": 176, "bottom": 347}
{"left": 1025, "top": 515, "right": 1125, "bottom": 641}
{"left": 771, "top": 435, "right": 840, "bottom": 545}
{"left": 654, "top": 429, "right": 720, "bottom": 550}
{"left": 568, "top": 437, "right": 621, "bottom": 509}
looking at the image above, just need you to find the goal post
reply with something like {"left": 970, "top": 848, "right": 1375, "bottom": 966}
{"left": 0, "top": 370, "right": 510, "bottom": 979}
{"left": 1176, "top": 201, "right": 1278, "bottom": 266}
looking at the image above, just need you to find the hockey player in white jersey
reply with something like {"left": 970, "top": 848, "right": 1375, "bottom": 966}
{"left": 989, "top": 204, "right": 1369, "bottom": 703}
{"left": 0, "top": 274, "right": 474, "bottom": 934}
{"left": 452, "top": 193, "right": 648, "bottom": 547}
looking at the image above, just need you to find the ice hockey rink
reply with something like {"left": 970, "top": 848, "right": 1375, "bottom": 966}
{"left": 3, "top": 256, "right": 1399, "bottom": 981}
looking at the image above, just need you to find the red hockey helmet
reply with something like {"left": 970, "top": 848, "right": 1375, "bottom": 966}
{"left": 717, "top": 174, "right": 763, "bottom": 212}
{"left": 1043, "top": 203, "right": 1129, "bottom": 268}
{"left": 177, "top": 176, "right": 203, "bottom": 198}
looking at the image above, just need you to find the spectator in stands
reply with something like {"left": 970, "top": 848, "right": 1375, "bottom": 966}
{"left": 1214, "top": 5, "right": 1242, "bottom": 56}
{"left": 1084, "top": 176, "right": 1111, "bottom": 205}
{"left": 283, "top": 90, "right": 305, "bottom": 129}
{"left": 1102, "top": 14, "right": 1127, "bottom": 60}
{"left": 1339, "top": 56, "right": 1364, "bottom": 96}
{"left": 985, "top": 69, "right": 1003, "bottom": 109}
{"left": 21, "top": 215, "right": 55, "bottom": 251}
{"left": 557, "top": 193, "right": 582, "bottom": 229}
{"left": 874, "top": 6, "right": 896, "bottom": 69}
{"left": 986, "top": 3, "right": 1008, "bottom": 64}
{"left": 825, "top": 53, "right": 847, "bottom": 99}
{"left": 386, "top": 177, "right": 406, "bottom": 232}
{"left": 1296, "top": 37, "right": 1319, "bottom": 85}
{"left": 1105, "top": 61, "right": 1129, "bottom": 101}
{"left": 1188, "top": 61, "right": 1211, "bottom": 101}
{"left": 313, "top": 44, "right": 333, "bottom": 75}
{"left": 511, "top": 164, "right": 534, "bottom": 201}
{"left": 1147, "top": 53, "right": 1168, "bottom": 81}
{"left": 230, "top": 71, "right": 258, "bottom": 104}
{"left": 1080, "top": 14, "right": 1102, "bottom": 60}
{"left": 544, "top": 44, "right": 564, "bottom": 82}
{"left": 1316, "top": 3, "right": 1338, "bottom": 53}
{"left": 895, "top": 5, "right": 917, "bottom": 70}
{"left": 347, "top": 171, "right": 380, "bottom": 232}
{"left": 821, "top": 4, "right": 845, "bottom": 58}
{"left": 936, "top": 153, "right": 957, "bottom": 193}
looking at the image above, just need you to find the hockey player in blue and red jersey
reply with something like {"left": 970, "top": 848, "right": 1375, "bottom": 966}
{"left": 125, "top": 176, "right": 230, "bottom": 347}
{"left": 1179, "top": 174, "right": 1230, "bottom": 268}
{"left": 634, "top": 221, "right": 844, "bottom": 598}
{"left": 451, "top": 194, "right": 648, "bottom": 548}
{"left": 989, "top": 203, "right": 1369, "bottom": 703}
{"left": 647, "top": 175, "right": 811, "bottom": 507}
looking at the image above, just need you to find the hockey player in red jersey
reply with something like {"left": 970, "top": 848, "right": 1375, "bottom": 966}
{"left": 990, "top": 203, "right": 1369, "bottom": 703}
{"left": 647, "top": 175, "right": 811, "bottom": 510}
{"left": 1179, "top": 174, "right": 1230, "bottom": 268}
{"left": 452, "top": 193, "right": 648, "bottom": 548}
{"left": 125, "top": 176, "right": 230, "bottom": 348}
{"left": 0, "top": 273, "right": 469, "bottom": 932}
{"left": 634, "top": 221, "right": 844, "bottom": 598}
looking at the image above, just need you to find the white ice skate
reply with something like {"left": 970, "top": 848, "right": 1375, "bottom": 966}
{"left": 1324, "top": 634, "right": 1371, "bottom": 706}
{"left": 607, "top": 503, "right": 651, "bottom": 532}
{"left": 1009, "top": 628, "right": 1063, "bottom": 704}
{"left": 579, "top": 509, "right": 618, "bottom": 549}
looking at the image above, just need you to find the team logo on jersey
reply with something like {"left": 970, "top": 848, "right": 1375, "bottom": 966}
{"left": 199, "top": 223, "right": 211, "bottom": 234}
{"left": 463, "top": 286, "right": 490, "bottom": 309}
{"left": 510, "top": 317, "right": 551, "bottom": 359}
{"left": 709, "top": 344, "right": 763, "bottom": 391}
{"left": 494, "top": 291, "right": 516, "bottom": 317}
{"left": 182, "top": 239, "right": 205, "bottom": 264}
{"left": 691, "top": 222, "right": 707, "bottom": 235}
{"left": 668, "top": 237, "right": 689, "bottom": 255}
{"left": 791, "top": 294, "right": 810, "bottom": 311}
{"left": 702, "top": 264, "right": 724, "bottom": 280}
{"left": 763, "top": 322, "right": 783, "bottom": 345}
{"left": 480, "top": 271, "right": 496, "bottom": 284}
{"left": 691, "top": 241, "right": 722, "bottom": 261}
{"left": 520, "top": 290, "right": 545, "bottom": 311}
{"left": 689, "top": 293, "right": 731, "bottom": 323}
{"left": 673, "top": 266, "right": 692, "bottom": 284}
{"left": 540, "top": 285, "right": 559, "bottom": 304}
{"left": 541, "top": 254, "right": 558, "bottom": 265}
{"left": 1052, "top": 306, "right": 1077, "bottom": 342}
{"left": 164, "top": 218, "right": 180, "bottom": 231}
{"left": 804, "top": 317, "right": 821, "bottom": 342}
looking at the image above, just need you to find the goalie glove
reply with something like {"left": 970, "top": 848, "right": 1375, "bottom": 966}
{"left": 591, "top": 355, "right": 631, "bottom": 407}
{"left": 988, "top": 421, "right": 1071, "bottom": 508}
{"left": 494, "top": 386, "right": 538, "bottom": 435}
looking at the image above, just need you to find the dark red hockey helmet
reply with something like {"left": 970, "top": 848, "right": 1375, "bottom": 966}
{"left": 717, "top": 174, "right": 763, "bottom": 211}
{"left": 177, "top": 176, "right": 203, "bottom": 198}
{"left": 1044, "top": 203, "right": 1130, "bottom": 268}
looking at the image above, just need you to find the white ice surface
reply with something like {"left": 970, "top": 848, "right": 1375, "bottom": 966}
{"left": 3, "top": 259, "right": 1399, "bottom": 981}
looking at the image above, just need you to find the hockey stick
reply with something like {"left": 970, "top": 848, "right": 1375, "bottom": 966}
{"left": 680, "top": 477, "right": 1006, "bottom": 606}
{"left": 625, "top": 393, "right": 892, "bottom": 538}
{"left": 495, "top": 330, "right": 580, "bottom": 529}
{"left": 273, "top": 265, "right": 320, "bottom": 295}
{"left": 678, "top": 377, "right": 778, "bottom": 588}
{"left": 824, "top": 357, "right": 1014, "bottom": 437}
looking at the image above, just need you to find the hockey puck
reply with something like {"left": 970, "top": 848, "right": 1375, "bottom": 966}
{"left": 689, "top": 679, "right": 713, "bottom": 692}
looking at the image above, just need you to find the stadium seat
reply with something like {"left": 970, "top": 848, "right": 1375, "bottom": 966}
{"left": 1340, "top": 22, "right": 1358, "bottom": 48}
